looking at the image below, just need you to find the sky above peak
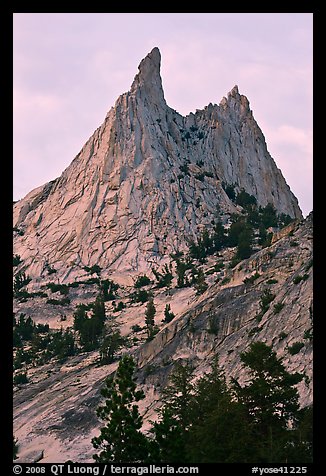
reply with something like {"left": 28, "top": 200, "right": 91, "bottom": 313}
{"left": 13, "top": 13, "right": 312, "bottom": 216}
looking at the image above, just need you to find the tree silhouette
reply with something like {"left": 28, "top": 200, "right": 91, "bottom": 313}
{"left": 92, "top": 356, "right": 152, "bottom": 462}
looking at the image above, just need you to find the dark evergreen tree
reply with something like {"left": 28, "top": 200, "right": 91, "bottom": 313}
{"left": 145, "top": 298, "right": 156, "bottom": 339}
{"left": 101, "top": 279, "right": 119, "bottom": 301}
{"left": 227, "top": 219, "right": 248, "bottom": 247}
{"left": 73, "top": 304, "right": 88, "bottom": 332}
{"left": 48, "top": 328, "right": 76, "bottom": 361}
{"left": 152, "top": 264, "right": 173, "bottom": 289}
{"left": 211, "top": 220, "right": 227, "bottom": 251}
{"left": 13, "top": 254, "right": 22, "bottom": 267}
{"left": 285, "top": 405, "right": 313, "bottom": 463}
{"left": 175, "top": 257, "right": 192, "bottom": 288}
{"left": 235, "top": 189, "right": 257, "bottom": 210}
{"left": 232, "top": 342, "right": 304, "bottom": 462}
{"left": 236, "top": 227, "right": 253, "bottom": 259}
{"left": 163, "top": 304, "right": 175, "bottom": 323}
{"left": 192, "top": 268, "right": 208, "bottom": 295}
{"left": 74, "top": 296, "right": 106, "bottom": 351}
{"left": 260, "top": 203, "right": 278, "bottom": 228}
{"left": 151, "top": 362, "right": 194, "bottom": 462}
{"left": 186, "top": 357, "right": 255, "bottom": 463}
{"left": 92, "top": 355, "right": 153, "bottom": 462}
{"left": 134, "top": 275, "right": 151, "bottom": 288}
{"left": 222, "top": 182, "right": 236, "bottom": 201}
{"left": 99, "top": 331, "right": 126, "bottom": 364}
{"left": 13, "top": 271, "right": 31, "bottom": 294}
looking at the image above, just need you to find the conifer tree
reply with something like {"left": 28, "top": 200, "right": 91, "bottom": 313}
{"left": 151, "top": 362, "right": 194, "bottom": 462}
{"left": 186, "top": 357, "right": 254, "bottom": 463}
{"left": 163, "top": 304, "right": 175, "bottom": 323}
{"left": 145, "top": 297, "right": 156, "bottom": 339}
{"left": 92, "top": 355, "right": 152, "bottom": 462}
{"left": 232, "top": 341, "right": 304, "bottom": 462}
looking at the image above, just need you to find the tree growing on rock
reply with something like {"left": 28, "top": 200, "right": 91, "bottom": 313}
{"left": 231, "top": 341, "right": 304, "bottom": 462}
{"left": 163, "top": 304, "right": 175, "bottom": 323}
{"left": 92, "top": 355, "right": 153, "bottom": 462}
{"left": 145, "top": 297, "right": 156, "bottom": 340}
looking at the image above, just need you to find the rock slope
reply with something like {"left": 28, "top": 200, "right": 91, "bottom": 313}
{"left": 13, "top": 47, "right": 301, "bottom": 282}
{"left": 13, "top": 214, "right": 313, "bottom": 462}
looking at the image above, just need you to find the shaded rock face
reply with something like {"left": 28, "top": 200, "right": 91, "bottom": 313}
{"left": 13, "top": 214, "right": 313, "bottom": 463}
{"left": 13, "top": 47, "right": 301, "bottom": 282}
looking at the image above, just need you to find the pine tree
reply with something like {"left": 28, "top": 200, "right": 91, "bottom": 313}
{"left": 186, "top": 357, "right": 254, "bottom": 463}
{"left": 232, "top": 341, "right": 304, "bottom": 462}
{"left": 99, "top": 331, "right": 125, "bottom": 365}
{"left": 193, "top": 268, "right": 208, "bottom": 295}
{"left": 145, "top": 297, "right": 156, "bottom": 339}
{"left": 236, "top": 227, "right": 253, "bottom": 259}
{"left": 74, "top": 295, "right": 106, "bottom": 351}
{"left": 151, "top": 362, "right": 194, "bottom": 462}
{"left": 92, "top": 355, "right": 152, "bottom": 462}
{"left": 163, "top": 304, "right": 175, "bottom": 323}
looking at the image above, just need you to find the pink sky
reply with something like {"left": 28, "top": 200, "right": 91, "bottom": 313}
{"left": 13, "top": 13, "right": 313, "bottom": 216}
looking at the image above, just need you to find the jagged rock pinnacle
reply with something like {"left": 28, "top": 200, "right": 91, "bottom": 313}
{"left": 137, "top": 47, "right": 161, "bottom": 78}
{"left": 13, "top": 47, "right": 302, "bottom": 280}
{"left": 229, "top": 84, "right": 239, "bottom": 97}
{"left": 130, "top": 47, "right": 165, "bottom": 103}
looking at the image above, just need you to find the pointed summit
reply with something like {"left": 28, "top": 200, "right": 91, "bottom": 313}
{"left": 228, "top": 84, "right": 239, "bottom": 97}
{"left": 130, "top": 47, "right": 165, "bottom": 104}
{"left": 137, "top": 47, "right": 161, "bottom": 78}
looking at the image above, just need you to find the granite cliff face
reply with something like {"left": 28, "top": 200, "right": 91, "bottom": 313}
{"left": 14, "top": 214, "right": 313, "bottom": 463}
{"left": 13, "top": 47, "right": 301, "bottom": 282}
{"left": 13, "top": 48, "right": 311, "bottom": 463}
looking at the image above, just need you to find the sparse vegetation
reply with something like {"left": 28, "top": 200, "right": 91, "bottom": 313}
{"left": 112, "top": 301, "right": 126, "bottom": 313}
{"left": 273, "top": 302, "right": 285, "bottom": 314}
{"left": 46, "top": 282, "right": 69, "bottom": 295}
{"left": 248, "top": 326, "right": 260, "bottom": 336}
{"left": 152, "top": 264, "right": 173, "bottom": 289}
{"left": 83, "top": 265, "right": 102, "bottom": 275}
{"left": 14, "top": 372, "right": 29, "bottom": 385}
{"left": 293, "top": 274, "right": 309, "bottom": 285}
{"left": 279, "top": 332, "right": 288, "bottom": 341}
{"left": 288, "top": 342, "right": 305, "bottom": 355}
{"left": 243, "top": 272, "right": 261, "bottom": 285}
{"left": 46, "top": 297, "right": 71, "bottom": 306}
{"left": 131, "top": 324, "right": 143, "bottom": 333}
{"left": 257, "top": 289, "right": 275, "bottom": 321}
{"left": 134, "top": 275, "right": 151, "bottom": 288}
{"left": 305, "top": 260, "right": 313, "bottom": 272}
{"left": 13, "top": 271, "right": 31, "bottom": 295}
{"left": 131, "top": 289, "right": 150, "bottom": 304}
{"left": 303, "top": 328, "right": 313, "bottom": 341}
{"left": 13, "top": 254, "right": 22, "bottom": 267}
{"left": 13, "top": 226, "right": 25, "bottom": 236}
{"left": 163, "top": 304, "right": 175, "bottom": 323}
{"left": 145, "top": 297, "right": 156, "bottom": 340}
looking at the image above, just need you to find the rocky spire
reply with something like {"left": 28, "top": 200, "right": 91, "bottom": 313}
{"left": 13, "top": 47, "right": 302, "bottom": 280}
{"left": 130, "top": 47, "right": 165, "bottom": 104}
